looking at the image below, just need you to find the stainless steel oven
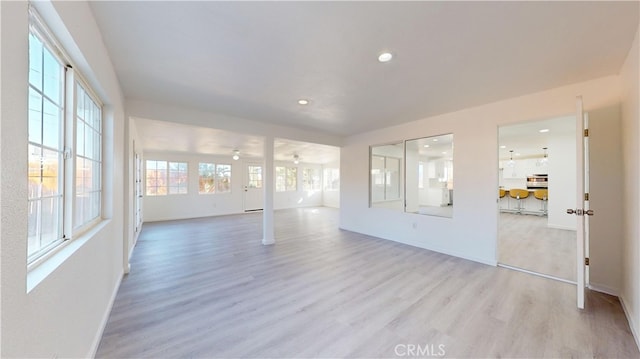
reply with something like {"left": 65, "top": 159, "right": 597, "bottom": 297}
{"left": 526, "top": 174, "right": 548, "bottom": 189}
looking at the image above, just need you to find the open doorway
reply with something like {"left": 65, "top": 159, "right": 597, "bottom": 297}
{"left": 497, "top": 115, "right": 577, "bottom": 282}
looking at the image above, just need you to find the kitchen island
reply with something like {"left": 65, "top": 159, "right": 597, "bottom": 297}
{"left": 499, "top": 188, "right": 547, "bottom": 216}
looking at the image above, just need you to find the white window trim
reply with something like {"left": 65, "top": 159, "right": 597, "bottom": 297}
{"left": 197, "top": 162, "right": 232, "bottom": 195}
{"left": 145, "top": 160, "right": 189, "bottom": 196}
{"left": 27, "top": 6, "right": 105, "bottom": 267}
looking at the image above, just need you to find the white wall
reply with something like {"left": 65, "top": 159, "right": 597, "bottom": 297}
{"left": 620, "top": 24, "right": 640, "bottom": 348}
{"left": 143, "top": 152, "right": 248, "bottom": 221}
{"left": 341, "top": 75, "right": 622, "bottom": 268}
{"left": 405, "top": 146, "right": 419, "bottom": 212}
{"left": 1, "top": 1, "right": 126, "bottom": 357}
{"left": 589, "top": 105, "right": 623, "bottom": 295}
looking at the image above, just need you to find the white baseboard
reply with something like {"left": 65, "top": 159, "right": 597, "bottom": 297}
{"left": 547, "top": 223, "right": 576, "bottom": 231}
{"left": 588, "top": 282, "right": 619, "bottom": 297}
{"left": 88, "top": 270, "right": 124, "bottom": 358}
{"left": 619, "top": 295, "right": 640, "bottom": 352}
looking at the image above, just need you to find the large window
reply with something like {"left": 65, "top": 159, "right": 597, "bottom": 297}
{"left": 74, "top": 84, "right": 102, "bottom": 229}
{"left": 323, "top": 168, "right": 340, "bottom": 191}
{"left": 145, "top": 160, "right": 167, "bottom": 195}
{"left": 302, "top": 168, "right": 321, "bottom": 191}
{"left": 28, "top": 30, "right": 64, "bottom": 260}
{"left": 276, "top": 166, "right": 297, "bottom": 192}
{"left": 168, "top": 162, "right": 188, "bottom": 194}
{"left": 27, "top": 14, "right": 103, "bottom": 263}
{"left": 146, "top": 160, "right": 188, "bottom": 195}
{"left": 199, "top": 162, "right": 232, "bottom": 194}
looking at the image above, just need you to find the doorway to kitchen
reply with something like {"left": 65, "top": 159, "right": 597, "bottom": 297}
{"left": 497, "top": 115, "right": 577, "bottom": 283}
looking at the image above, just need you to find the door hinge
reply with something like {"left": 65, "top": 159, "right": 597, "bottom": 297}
{"left": 584, "top": 193, "right": 589, "bottom": 201}
{"left": 585, "top": 257, "right": 590, "bottom": 266}
{"left": 584, "top": 129, "right": 589, "bottom": 137}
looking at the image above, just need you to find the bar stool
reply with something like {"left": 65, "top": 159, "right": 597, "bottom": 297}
{"left": 509, "top": 188, "right": 529, "bottom": 214}
{"left": 499, "top": 189, "right": 506, "bottom": 210}
{"left": 534, "top": 189, "right": 548, "bottom": 215}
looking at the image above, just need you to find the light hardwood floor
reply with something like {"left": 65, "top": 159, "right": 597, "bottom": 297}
{"left": 97, "top": 207, "right": 638, "bottom": 358}
{"left": 499, "top": 212, "right": 576, "bottom": 281}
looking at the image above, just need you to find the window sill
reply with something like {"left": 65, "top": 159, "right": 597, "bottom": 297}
{"left": 27, "top": 219, "right": 110, "bottom": 293}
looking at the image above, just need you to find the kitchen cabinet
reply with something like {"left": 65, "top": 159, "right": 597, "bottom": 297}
{"left": 502, "top": 161, "right": 524, "bottom": 179}
{"left": 501, "top": 159, "right": 547, "bottom": 179}
{"left": 427, "top": 159, "right": 448, "bottom": 180}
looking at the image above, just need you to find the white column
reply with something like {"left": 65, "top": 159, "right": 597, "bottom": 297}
{"left": 262, "top": 136, "right": 275, "bottom": 245}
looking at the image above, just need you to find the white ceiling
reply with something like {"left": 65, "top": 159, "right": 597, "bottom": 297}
{"left": 90, "top": 1, "right": 638, "bottom": 140}
{"left": 136, "top": 118, "right": 340, "bottom": 164}
{"left": 498, "top": 115, "right": 575, "bottom": 160}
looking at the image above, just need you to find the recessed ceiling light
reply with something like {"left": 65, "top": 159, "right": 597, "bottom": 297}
{"left": 441, "top": 151, "right": 447, "bottom": 155}
{"left": 298, "top": 99, "right": 309, "bottom": 105}
{"left": 432, "top": 139, "right": 439, "bottom": 142}
{"left": 378, "top": 52, "right": 393, "bottom": 63}
{"left": 500, "top": 145, "right": 506, "bottom": 149}
{"left": 539, "top": 128, "right": 550, "bottom": 133}
{"left": 515, "top": 153, "right": 521, "bottom": 156}
{"left": 423, "top": 144, "right": 430, "bottom": 148}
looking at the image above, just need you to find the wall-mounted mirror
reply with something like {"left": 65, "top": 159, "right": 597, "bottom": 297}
{"left": 370, "top": 142, "right": 404, "bottom": 210}
{"left": 405, "top": 134, "right": 454, "bottom": 217}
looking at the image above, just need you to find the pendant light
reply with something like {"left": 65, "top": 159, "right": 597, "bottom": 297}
{"left": 507, "top": 150, "right": 515, "bottom": 168}
{"left": 232, "top": 150, "right": 240, "bottom": 161}
{"left": 537, "top": 147, "right": 548, "bottom": 166}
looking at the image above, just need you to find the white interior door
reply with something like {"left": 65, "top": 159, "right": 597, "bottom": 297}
{"left": 244, "top": 163, "right": 264, "bottom": 211}
{"left": 568, "top": 95, "right": 592, "bottom": 309}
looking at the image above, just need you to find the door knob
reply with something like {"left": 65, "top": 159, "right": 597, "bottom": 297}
{"left": 585, "top": 209, "right": 594, "bottom": 216}
{"left": 566, "top": 209, "right": 575, "bottom": 214}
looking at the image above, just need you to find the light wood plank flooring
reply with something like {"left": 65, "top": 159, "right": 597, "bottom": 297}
{"left": 499, "top": 212, "right": 576, "bottom": 281}
{"left": 97, "top": 207, "right": 637, "bottom": 358}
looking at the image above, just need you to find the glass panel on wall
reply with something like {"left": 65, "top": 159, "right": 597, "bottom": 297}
{"left": 369, "top": 142, "right": 404, "bottom": 210}
{"left": 405, "top": 134, "right": 454, "bottom": 217}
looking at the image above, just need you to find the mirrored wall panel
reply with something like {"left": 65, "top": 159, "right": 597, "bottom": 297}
{"left": 370, "top": 143, "right": 404, "bottom": 211}
{"left": 405, "top": 134, "right": 454, "bottom": 217}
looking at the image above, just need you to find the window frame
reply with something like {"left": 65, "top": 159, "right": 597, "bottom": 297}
{"left": 27, "top": 8, "right": 105, "bottom": 265}
{"left": 145, "top": 160, "right": 189, "bottom": 196}
{"left": 302, "top": 167, "right": 321, "bottom": 191}
{"left": 145, "top": 160, "right": 168, "bottom": 196}
{"left": 198, "top": 162, "right": 232, "bottom": 194}
{"left": 323, "top": 167, "right": 340, "bottom": 191}
{"left": 167, "top": 161, "right": 188, "bottom": 194}
{"left": 73, "top": 78, "right": 103, "bottom": 233}
{"left": 276, "top": 166, "right": 297, "bottom": 192}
